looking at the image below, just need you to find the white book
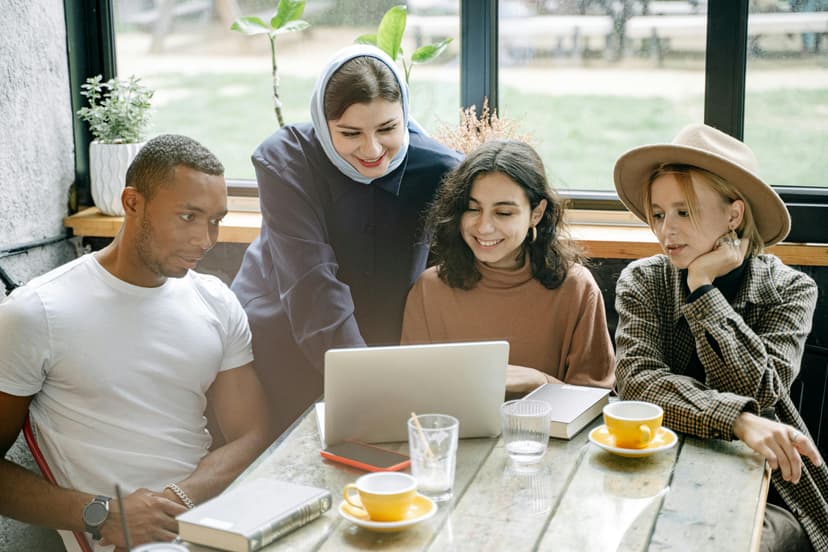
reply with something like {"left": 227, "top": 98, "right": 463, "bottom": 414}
{"left": 177, "top": 478, "right": 332, "bottom": 552}
{"left": 524, "top": 383, "right": 611, "bottom": 439}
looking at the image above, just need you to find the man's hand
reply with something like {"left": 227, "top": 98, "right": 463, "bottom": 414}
{"left": 732, "top": 412, "right": 823, "bottom": 484}
{"left": 506, "top": 364, "right": 556, "bottom": 395}
{"left": 99, "top": 487, "right": 187, "bottom": 549}
{"left": 686, "top": 231, "right": 749, "bottom": 292}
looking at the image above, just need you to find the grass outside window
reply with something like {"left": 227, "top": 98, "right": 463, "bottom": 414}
{"left": 143, "top": 70, "right": 827, "bottom": 190}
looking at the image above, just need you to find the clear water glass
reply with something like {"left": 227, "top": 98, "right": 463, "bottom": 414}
{"left": 501, "top": 399, "right": 551, "bottom": 464}
{"left": 407, "top": 413, "right": 459, "bottom": 503}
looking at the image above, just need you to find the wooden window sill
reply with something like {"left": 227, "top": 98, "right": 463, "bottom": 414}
{"left": 64, "top": 207, "right": 828, "bottom": 266}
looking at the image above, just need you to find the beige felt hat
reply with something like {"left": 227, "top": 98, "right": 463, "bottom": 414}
{"left": 613, "top": 123, "right": 790, "bottom": 246}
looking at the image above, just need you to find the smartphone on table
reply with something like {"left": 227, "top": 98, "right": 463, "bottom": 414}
{"left": 321, "top": 440, "right": 411, "bottom": 472}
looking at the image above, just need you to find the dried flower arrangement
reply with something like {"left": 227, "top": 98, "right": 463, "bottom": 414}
{"left": 435, "top": 98, "right": 532, "bottom": 155}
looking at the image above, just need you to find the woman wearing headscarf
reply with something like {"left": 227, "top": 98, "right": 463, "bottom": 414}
{"left": 613, "top": 123, "right": 826, "bottom": 551}
{"left": 232, "top": 45, "right": 462, "bottom": 435}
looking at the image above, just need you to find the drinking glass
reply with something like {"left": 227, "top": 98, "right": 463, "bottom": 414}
{"left": 407, "top": 413, "right": 459, "bottom": 503}
{"left": 501, "top": 399, "right": 551, "bottom": 464}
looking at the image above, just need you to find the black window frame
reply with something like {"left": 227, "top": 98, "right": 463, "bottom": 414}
{"left": 67, "top": 0, "right": 827, "bottom": 242}
{"left": 65, "top": 0, "right": 117, "bottom": 210}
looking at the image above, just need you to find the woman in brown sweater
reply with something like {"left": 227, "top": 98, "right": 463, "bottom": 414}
{"left": 402, "top": 140, "right": 615, "bottom": 395}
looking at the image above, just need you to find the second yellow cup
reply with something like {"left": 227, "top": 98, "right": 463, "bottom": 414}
{"left": 603, "top": 401, "right": 663, "bottom": 449}
{"left": 343, "top": 472, "right": 417, "bottom": 522}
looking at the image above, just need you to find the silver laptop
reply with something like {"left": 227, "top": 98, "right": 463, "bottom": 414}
{"left": 320, "top": 341, "right": 509, "bottom": 445}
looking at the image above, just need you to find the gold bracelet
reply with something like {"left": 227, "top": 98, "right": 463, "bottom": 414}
{"left": 164, "top": 483, "right": 195, "bottom": 509}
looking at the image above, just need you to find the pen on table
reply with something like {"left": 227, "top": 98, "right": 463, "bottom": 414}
{"left": 115, "top": 483, "right": 133, "bottom": 551}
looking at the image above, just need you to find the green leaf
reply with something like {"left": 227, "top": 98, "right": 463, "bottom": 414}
{"left": 377, "top": 5, "right": 406, "bottom": 60}
{"left": 411, "top": 38, "right": 453, "bottom": 64}
{"left": 230, "top": 16, "right": 271, "bottom": 35}
{"left": 355, "top": 33, "right": 378, "bottom": 46}
{"left": 272, "top": 0, "right": 306, "bottom": 29}
{"left": 271, "top": 20, "right": 309, "bottom": 35}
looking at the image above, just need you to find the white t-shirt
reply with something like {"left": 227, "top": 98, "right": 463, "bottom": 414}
{"left": 0, "top": 254, "right": 253, "bottom": 550}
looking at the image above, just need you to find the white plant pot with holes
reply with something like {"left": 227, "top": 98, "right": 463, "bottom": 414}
{"left": 89, "top": 141, "right": 145, "bottom": 216}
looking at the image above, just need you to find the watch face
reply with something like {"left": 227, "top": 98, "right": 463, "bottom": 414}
{"left": 83, "top": 501, "right": 108, "bottom": 526}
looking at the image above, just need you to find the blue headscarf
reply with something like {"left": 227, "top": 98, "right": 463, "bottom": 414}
{"left": 310, "top": 44, "right": 410, "bottom": 185}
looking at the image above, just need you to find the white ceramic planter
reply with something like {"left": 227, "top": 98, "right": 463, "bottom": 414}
{"left": 89, "top": 141, "right": 145, "bottom": 216}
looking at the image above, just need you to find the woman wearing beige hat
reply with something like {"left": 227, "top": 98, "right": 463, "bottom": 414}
{"left": 613, "top": 123, "right": 826, "bottom": 551}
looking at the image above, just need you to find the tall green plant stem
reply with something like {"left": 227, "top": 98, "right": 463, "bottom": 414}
{"left": 230, "top": 0, "right": 309, "bottom": 128}
{"left": 401, "top": 59, "right": 411, "bottom": 84}
{"left": 270, "top": 37, "right": 284, "bottom": 128}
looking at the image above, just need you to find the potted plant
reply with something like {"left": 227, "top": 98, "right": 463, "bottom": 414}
{"left": 76, "top": 74, "right": 153, "bottom": 215}
{"left": 230, "top": 0, "right": 310, "bottom": 127}
{"left": 356, "top": 5, "right": 453, "bottom": 84}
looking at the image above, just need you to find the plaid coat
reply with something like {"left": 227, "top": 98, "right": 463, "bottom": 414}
{"left": 615, "top": 253, "right": 827, "bottom": 549}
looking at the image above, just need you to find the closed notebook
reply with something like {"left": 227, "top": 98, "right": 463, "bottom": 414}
{"left": 176, "top": 478, "right": 332, "bottom": 552}
{"left": 524, "top": 383, "right": 611, "bottom": 439}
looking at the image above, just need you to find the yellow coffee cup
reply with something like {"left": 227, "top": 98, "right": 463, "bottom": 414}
{"left": 343, "top": 472, "right": 417, "bottom": 522}
{"left": 603, "top": 401, "right": 663, "bottom": 449}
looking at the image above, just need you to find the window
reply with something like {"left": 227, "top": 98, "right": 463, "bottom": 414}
{"left": 69, "top": 0, "right": 827, "bottom": 242}
{"left": 112, "top": 0, "right": 460, "bottom": 180}
{"left": 745, "top": 2, "right": 827, "bottom": 189}
{"left": 498, "top": 1, "right": 708, "bottom": 192}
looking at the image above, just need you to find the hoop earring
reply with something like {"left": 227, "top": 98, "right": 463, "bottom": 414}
{"left": 530, "top": 226, "right": 537, "bottom": 243}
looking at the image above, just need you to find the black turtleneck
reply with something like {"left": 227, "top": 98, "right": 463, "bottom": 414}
{"left": 681, "top": 259, "right": 749, "bottom": 383}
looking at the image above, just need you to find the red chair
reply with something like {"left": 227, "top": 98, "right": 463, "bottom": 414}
{"left": 22, "top": 414, "right": 94, "bottom": 552}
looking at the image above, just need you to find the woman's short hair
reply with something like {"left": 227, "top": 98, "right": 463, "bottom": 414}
{"left": 644, "top": 164, "right": 763, "bottom": 257}
{"left": 428, "top": 140, "right": 583, "bottom": 290}
{"left": 323, "top": 56, "right": 401, "bottom": 121}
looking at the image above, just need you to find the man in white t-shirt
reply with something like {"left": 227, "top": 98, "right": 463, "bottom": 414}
{"left": 0, "top": 134, "right": 272, "bottom": 551}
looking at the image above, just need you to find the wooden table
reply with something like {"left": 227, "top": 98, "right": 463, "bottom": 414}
{"left": 205, "top": 407, "right": 769, "bottom": 551}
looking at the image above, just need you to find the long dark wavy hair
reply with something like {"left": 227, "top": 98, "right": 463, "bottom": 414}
{"left": 428, "top": 140, "right": 583, "bottom": 290}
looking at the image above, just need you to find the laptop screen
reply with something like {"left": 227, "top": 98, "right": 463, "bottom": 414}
{"left": 322, "top": 341, "right": 508, "bottom": 445}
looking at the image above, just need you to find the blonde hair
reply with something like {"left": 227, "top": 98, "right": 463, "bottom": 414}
{"left": 643, "top": 164, "right": 763, "bottom": 257}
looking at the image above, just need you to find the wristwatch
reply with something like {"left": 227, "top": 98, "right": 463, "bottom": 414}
{"left": 82, "top": 495, "right": 111, "bottom": 540}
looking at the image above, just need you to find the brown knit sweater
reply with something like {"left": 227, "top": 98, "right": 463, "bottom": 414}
{"left": 402, "top": 259, "right": 615, "bottom": 389}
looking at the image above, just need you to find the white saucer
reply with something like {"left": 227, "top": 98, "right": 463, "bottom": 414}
{"left": 588, "top": 424, "right": 678, "bottom": 458}
{"left": 338, "top": 493, "right": 437, "bottom": 532}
